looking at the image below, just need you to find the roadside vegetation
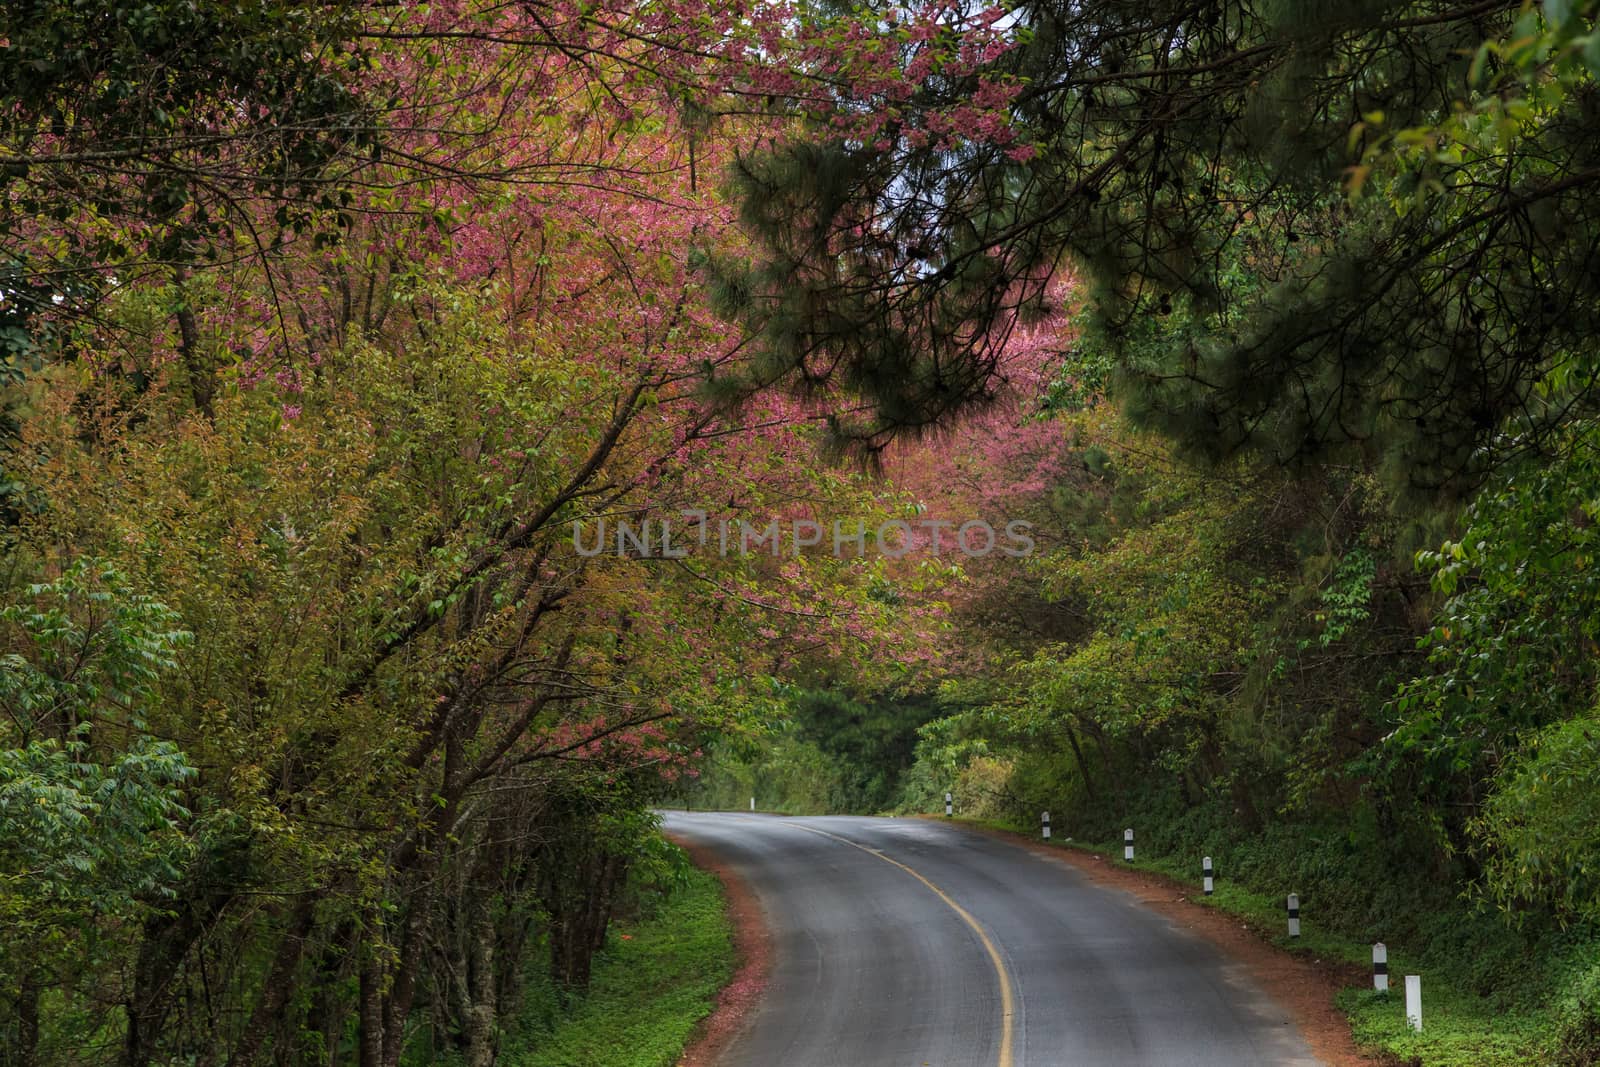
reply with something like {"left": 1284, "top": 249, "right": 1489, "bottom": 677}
{"left": 689, "top": 689, "right": 939, "bottom": 814}
{"left": 966, "top": 814, "right": 1595, "bottom": 1066}
{"left": 495, "top": 848, "right": 733, "bottom": 1067}
{"left": 395, "top": 839, "right": 732, "bottom": 1067}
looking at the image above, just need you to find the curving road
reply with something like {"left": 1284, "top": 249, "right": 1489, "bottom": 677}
{"left": 661, "top": 812, "right": 1319, "bottom": 1067}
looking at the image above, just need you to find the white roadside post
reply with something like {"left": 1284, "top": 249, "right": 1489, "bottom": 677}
{"left": 1286, "top": 893, "right": 1301, "bottom": 938}
{"left": 1405, "top": 975, "right": 1422, "bottom": 1031}
{"left": 1202, "top": 856, "right": 1214, "bottom": 896}
{"left": 1123, "top": 828, "right": 1134, "bottom": 862}
{"left": 1372, "top": 943, "right": 1388, "bottom": 991}
{"left": 945, "top": 792, "right": 953, "bottom": 818}
{"left": 1042, "top": 811, "right": 1051, "bottom": 840}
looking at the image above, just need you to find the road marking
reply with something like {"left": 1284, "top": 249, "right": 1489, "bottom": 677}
{"left": 787, "top": 822, "right": 1016, "bottom": 1067}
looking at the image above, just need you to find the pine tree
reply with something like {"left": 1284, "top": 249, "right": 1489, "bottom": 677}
{"left": 723, "top": 0, "right": 1600, "bottom": 496}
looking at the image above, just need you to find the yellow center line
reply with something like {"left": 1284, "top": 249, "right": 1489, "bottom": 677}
{"left": 787, "top": 822, "right": 1016, "bottom": 1067}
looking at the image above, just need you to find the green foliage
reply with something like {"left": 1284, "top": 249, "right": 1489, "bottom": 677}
{"left": 892, "top": 394, "right": 1600, "bottom": 1061}
{"left": 1310, "top": 548, "right": 1375, "bottom": 649}
{"left": 690, "top": 717, "right": 840, "bottom": 815}
{"left": 691, "top": 687, "right": 938, "bottom": 814}
{"left": 0, "top": 561, "right": 195, "bottom": 1063}
{"left": 0, "top": 561, "right": 195, "bottom": 907}
{"left": 0, "top": 0, "right": 369, "bottom": 270}
{"left": 1474, "top": 708, "right": 1600, "bottom": 922}
{"left": 786, "top": 689, "right": 936, "bottom": 812}
{"left": 495, "top": 848, "right": 734, "bottom": 1067}
{"left": 1396, "top": 427, "right": 1600, "bottom": 788}
{"left": 733, "top": 0, "right": 1600, "bottom": 496}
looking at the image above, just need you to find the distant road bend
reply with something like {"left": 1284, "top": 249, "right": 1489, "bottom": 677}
{"left": 662, "top": 813, "right": 1319, "bottom": 1067}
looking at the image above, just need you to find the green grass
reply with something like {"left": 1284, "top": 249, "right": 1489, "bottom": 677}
{"left": 499, "top": 856, "right": 735, "bottom": 1067}
{"left": 958, "top": 816, "right": 1578, "bottom": 1067}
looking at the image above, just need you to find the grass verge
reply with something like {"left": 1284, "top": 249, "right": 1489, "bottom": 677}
{"left": 959, "top": 815, "right": 1570, "bottom": 1067}
{"left": 500, "top": 848, "right": 735, "bottom": 1067}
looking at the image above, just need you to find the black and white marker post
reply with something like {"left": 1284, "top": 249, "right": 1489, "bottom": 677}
{"left": 1202, "top": 856, "right": 1214, "bottom": 896}
{"left": 1286, "top": 893, "right": 1301, "bottom": 938}
{"left": 1041, "top": 811, "right": 1051, "bottom": 840}
{"left": 1372, "top": 943, "right": 1388, "bottom": 992}
{"left": 1123, "top": 828, "right": 1134, "bottom": 862}
{"left": 945, "top": 792, "right": 953, "bottom": 818}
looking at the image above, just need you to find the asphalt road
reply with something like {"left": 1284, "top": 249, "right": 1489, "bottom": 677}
{"left": 661, "top": 812, "right": 1320, "bottom": 1067}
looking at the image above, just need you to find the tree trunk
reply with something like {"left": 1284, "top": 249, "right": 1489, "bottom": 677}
{"left": 226, "top": 896, "right": 317, "bottom": 1067}
{"left": 1065, "top": 725, "right": 1096, "bottom": 800}
{"left": 125, "top": 885, "right": 232, "bottom": 1067}
{"left": 171, "top": 268, "right": 214, "bottom": 418}
{"left": 8, "top": 978, "right": 40, "bottom": 1067}
{"left": 463, "top": 909, "right": 498, "bottom": 1067}
{"left": 358, "top": 957, "right": 384, "bottom": 1067}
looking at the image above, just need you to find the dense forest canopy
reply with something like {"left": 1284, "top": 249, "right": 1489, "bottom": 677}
{"left": 728, "top": 0, "right": 1600, "bottom": 492}
{"left": 0, "top": 1, "right": 1011, "bottom": 1061}
{"left": 5, "top": 0, "right": 1600, "bottom": 1064}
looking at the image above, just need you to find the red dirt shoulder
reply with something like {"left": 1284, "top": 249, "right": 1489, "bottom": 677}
{"left": 667, "top": 833, "right": 773, "bottom": 1067}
